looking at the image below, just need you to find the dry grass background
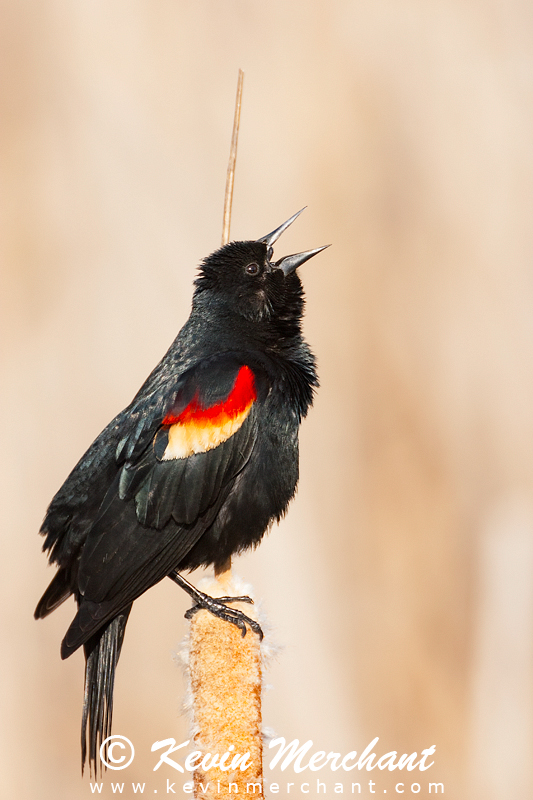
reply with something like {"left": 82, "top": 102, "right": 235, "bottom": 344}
{"left": 1, "top": 1, "right": 532, "bottom": 798}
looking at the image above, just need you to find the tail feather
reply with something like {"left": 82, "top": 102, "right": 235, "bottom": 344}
{"left": 34, "top": 569, "right": 73, "bottom": 619}
{"left": 81, "top": 606, "right": 132, "bottom": 775}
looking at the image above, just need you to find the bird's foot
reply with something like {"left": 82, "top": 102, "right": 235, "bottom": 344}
{"left": 185, "top": 594, "right": 263, "bottom": 639}
{"left": 168, "top": 570, "right": 263, "bottom": 639}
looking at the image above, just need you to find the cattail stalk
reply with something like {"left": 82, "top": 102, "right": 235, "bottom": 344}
{"left": 188, "top": 573, "right": 264, "bottom": 799}
{"left": 221, "top": 69, "right": 244, "bottom": 246}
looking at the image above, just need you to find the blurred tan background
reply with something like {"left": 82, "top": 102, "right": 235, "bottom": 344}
{"left": 1, "top": 1, "right": 533, "bottom": 798}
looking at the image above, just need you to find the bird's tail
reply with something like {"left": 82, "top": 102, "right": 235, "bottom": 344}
{"left": 81, "top": 606, "right": 132, "bottom": 775}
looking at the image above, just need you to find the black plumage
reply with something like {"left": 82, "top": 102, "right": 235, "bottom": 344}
{"left": 35, "top": 210, "right": 326, "bottom": 773}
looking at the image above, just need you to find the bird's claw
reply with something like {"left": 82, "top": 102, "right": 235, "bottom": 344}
{"left": 215, "top": 595, "right": 254, "bottom": 604}
{"left": 185, "top": 594, "right": 263, "bottom": 639}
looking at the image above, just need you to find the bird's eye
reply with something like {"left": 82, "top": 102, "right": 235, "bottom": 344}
{"left": 245, "top": 262, "right": 260, "bottom": 275}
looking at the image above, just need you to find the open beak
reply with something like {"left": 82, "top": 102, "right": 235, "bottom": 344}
{"left": 257, "top": 209, "right": 330, "bottom": 275}
{"left": 257, "top": 208, "right": 306, "bottom": 247}
{"left": 274, "top": 245, "right": 330, "bottom": 276}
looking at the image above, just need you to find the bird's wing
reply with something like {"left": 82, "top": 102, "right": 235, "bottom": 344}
{"left": 75, "top": 354, "right": 266, "bottom": 608}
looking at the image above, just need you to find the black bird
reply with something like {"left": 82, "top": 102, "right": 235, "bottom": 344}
{"left": 35, "top": 209, "right": 327, "bottom": 773}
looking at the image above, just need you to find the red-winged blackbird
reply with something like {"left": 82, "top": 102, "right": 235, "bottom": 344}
{"left": 35, "top": 209, "right": 327, "bottom": 772}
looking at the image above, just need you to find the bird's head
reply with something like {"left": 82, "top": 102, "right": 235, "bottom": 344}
{"left": 193, "top": 209, "right": 328, "bottom": 326}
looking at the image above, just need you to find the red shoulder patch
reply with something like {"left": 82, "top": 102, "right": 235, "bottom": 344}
{"left": 163, "top": 365, "right": 256, "bottom": 426}
{"left": 161, "top": 366, "right": 256, "bottom": 460}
